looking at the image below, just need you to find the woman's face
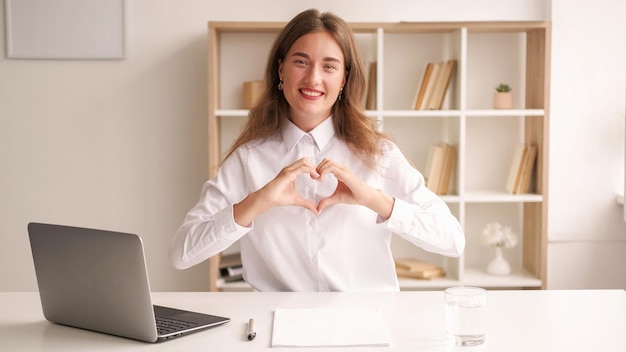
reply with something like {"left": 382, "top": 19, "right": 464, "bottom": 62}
{"left": 278, "top": 31, "right": 346, "bottom": 132}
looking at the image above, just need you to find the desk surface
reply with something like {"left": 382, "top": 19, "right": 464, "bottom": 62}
{"left": 1, "top": 290, "right": 624, "bottom": 351}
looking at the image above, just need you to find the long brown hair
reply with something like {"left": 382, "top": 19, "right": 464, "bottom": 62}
{"left": 224, "top": 9, "right": 386, "bottom": 167}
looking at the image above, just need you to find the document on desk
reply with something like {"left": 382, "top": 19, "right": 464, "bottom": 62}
{"left": 271, "top": 307, "right": 391, "bottom": 347}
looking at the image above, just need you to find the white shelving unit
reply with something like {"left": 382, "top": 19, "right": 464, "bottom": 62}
{"left": 207, "top": 21, "right": 550, "bottom": 291}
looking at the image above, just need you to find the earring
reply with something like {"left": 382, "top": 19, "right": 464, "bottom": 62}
{"left": 278, "top": 78, "right": 283, "bottom": 91}
{"left": 338, "top": 87, "right": 344, "bottom": 100}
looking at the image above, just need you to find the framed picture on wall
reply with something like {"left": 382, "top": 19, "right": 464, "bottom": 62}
{"left": 4, "top": 0, "right": 126, "bottom": 59}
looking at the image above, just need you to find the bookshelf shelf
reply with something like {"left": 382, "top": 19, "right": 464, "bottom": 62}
{"left": 215, "top": 109, "right": 249, "bottom": 117}
{"left": 207, "top": 20, "right": 550, "bottom": 292}
{"left": 461, "top": 267, "right": 542, "bottom": 288}
{"left": 397, "top": 268, "right": 542, "bottom": 290}
{"left": 464, "top": 109, "right": 544, "bottom": 117}
{"left": 463, "top": 190, "right": 543, "bottom": 203}
{"left": 396, "top": 266, "right": 542, "bottom": 290}
{"left": 216, "top": 266, "right": 542, "bottom": 292}
{"left": 380, "top": 110, "right": 463, "bottom": 117}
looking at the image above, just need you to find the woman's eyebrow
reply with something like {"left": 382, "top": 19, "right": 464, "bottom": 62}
{"left": 291, "top": 52, "right": 342, "bottom": 64}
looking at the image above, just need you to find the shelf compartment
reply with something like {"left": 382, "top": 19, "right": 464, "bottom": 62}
{"left": 382, "top": 31, "right": 461, "bottom": 111}
{"left": 465, "top": 31, "right": 527, "bottom": 110}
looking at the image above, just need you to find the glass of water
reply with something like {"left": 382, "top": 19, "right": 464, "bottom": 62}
{"left": 444, "top": 286, "right": 486, "bottom": 346}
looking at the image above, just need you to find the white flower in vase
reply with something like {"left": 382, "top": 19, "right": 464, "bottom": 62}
{"left": 480, "top": 222, "right": 518, "bottom": 249}
{"left": 480, "top": 222, "right": 517, "bottom": 275}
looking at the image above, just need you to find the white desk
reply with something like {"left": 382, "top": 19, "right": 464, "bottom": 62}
{"left": 1, "top": 290, "right": 624, "bottom": 351}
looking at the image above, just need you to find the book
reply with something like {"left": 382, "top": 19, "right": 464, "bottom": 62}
{"left": 365, "top": 62, "right": 377, "bottom": 110}
{"left": 431, "top": 59, "right": 457, "bottom": 109}
{"left": 504, "top": 143, "right": 538, "bottom": 194}
{"left": 417, "top": 62, "right": 442, "bottom": 110}
{"left": 426, "top": 61, "right": 448, "bottom": 110}
{"left": 424, "top": 143, "right": 457, "bottom": 195}
{"left": 437, "top": 143, "right": 457, "bottom": 195}
{"left": 412, "top": 60, "right": 457, "bottom": 110}
{"left": 412, "top": 62, "right": 434, "bottom": 110}
{"left": 219, "top": 265, "right": 243, "bottom": 282}
{"left": 242, "top": 80, "right": 264, "bottom": 109}
{"left": 219, "top": 252, "right": 244, "bottom": 282}
{"left": 505, "top": 144, "right": 528, "bottom": 194}
{"left": 394, "top": 257, "right": 446, "bottom": 280}
{"left": 516, "top": 144, "right": 537, "bottom": 194}
{"left": 424, "top": 144, "right": 445, "bottom": 192}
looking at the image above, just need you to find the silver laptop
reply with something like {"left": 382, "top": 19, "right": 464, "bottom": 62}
{"left": 27, "top": 222, "right": 230, "bottom": 343}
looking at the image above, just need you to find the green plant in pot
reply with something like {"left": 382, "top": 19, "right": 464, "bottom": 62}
{"left": 493, "top": 83, "right": 513, "bottom": 109}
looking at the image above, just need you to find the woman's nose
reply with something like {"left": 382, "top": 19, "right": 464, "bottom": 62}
{"left": 304, "top": 66, "right": 321, "bottom": 85}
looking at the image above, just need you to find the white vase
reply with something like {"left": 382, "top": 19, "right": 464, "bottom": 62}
{"left": 486, "top": 247, "right": 511, "bottom": 275}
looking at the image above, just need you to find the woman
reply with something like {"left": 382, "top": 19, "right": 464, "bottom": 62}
{"left": 169, "top": 9, "right": 464, "bottom": 291}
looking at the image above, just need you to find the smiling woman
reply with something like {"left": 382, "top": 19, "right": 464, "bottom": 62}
{"left": 278, "top": 31, "right": 346, "bottom": 132}
{"left": 169, "top": 8, "right": 465, "bottom": 292}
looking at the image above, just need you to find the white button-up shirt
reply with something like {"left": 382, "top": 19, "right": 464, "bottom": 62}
{"left": 170, "top": 116, "right": 464, "bottom": 291}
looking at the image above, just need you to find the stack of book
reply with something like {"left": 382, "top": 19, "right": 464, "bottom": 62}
{"left": 505, "top": 143, "right": 538, "bottom": 194}
{"left": 424, "top": 143, "right": 457, "bottom": 195}
{"left": 394, "top": 257, "right": 445, "bottom": 280}
{"left": 219, "top": 252, "right": 244, "bottom": 282}
{"left": 412, "top": 59, "right": 457, "bottom": 110}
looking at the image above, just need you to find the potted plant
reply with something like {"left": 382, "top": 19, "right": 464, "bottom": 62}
{"left": 493, "top": 83, "right": 513, "bottom": 109}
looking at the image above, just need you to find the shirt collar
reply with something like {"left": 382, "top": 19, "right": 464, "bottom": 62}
{"left": 281, "top": 116, "right": 336, "bottom": 152}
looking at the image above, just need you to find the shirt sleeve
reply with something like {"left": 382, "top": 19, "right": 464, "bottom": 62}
{"left": 169, "top": 150, "right": 253, "bottom": 270}
{"left": 380, "top": 142, "right": 465, "bottom": 257}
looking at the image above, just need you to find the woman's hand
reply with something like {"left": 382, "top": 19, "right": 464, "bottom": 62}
{"left": 234, "top": 157, "right": 394, "bottom": 227}
{"left": 234, "top": 158, "right": 320, "bottom": 226}
{"left": 316, "top": 158, "right": 394, "bottom": 219}
{"left": 258, "top": 157, "right": 320, "bottom": 212}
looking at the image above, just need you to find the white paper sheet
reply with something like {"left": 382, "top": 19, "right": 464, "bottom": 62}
{"left": 271, "top": 307, "right": 391, "bottom": 348}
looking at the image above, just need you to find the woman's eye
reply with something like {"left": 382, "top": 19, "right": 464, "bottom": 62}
{"left": 324, "top": 64, "right": 337, "bottom": 70}
{"left": 294, "top": 59, "right": 307, "bottom": 66}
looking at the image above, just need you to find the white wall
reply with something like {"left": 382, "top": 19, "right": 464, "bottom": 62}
{"left": 1, "top": 0, "right": 616, "bottom": 292}
{"left": 547, "top": 0, "right": 626, "bottom": 289}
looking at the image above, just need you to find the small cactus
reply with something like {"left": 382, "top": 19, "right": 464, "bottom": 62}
{"left": 495, "top": 83, "right": 512, "bottom": 93}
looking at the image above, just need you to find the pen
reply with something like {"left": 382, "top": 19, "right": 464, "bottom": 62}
{"left": 247, "top": 318, "right": 256, "bottom": 341}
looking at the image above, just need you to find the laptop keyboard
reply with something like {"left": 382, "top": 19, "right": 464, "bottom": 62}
{"left": 156, "top": 316, "right": 199, "bottom": 335}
